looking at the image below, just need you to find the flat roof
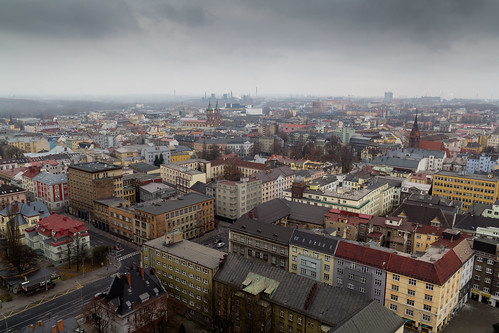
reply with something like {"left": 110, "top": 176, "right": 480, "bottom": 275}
{"left": 69, "top": 161, "right": 122, "bottom": 173}
{"left": 144, "top": 237, "right": 226, "bottom": 269}
{"left": 436, "top": 170, "right": 499, "bottom": 181}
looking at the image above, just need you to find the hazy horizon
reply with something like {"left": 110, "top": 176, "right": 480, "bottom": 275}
{"left": 2, "top": 1, "right": 499, "bottom": 99}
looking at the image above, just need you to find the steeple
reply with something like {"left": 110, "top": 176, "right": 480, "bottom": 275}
{"left": 409, "top": 109, "right": 420, "bottom": 148}
{"left": 413, "top": 109, "right": 419, "bottom": 130}
{"left": 207, "top": 101, "right": 212, "bottom": 111}
{"left": 215, "top": 100, "right": 219, "bottom": 110}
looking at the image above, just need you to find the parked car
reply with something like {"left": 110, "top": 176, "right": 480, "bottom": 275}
{"left": 217, "top": 242, "right": 225, "bottom": 248}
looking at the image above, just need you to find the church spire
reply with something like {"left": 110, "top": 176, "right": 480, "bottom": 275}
{"left": 207, "top": 101, "right": 212, "bottom": 110}
{"left": 413, "top": 109, "right": 419, "bottom": 130}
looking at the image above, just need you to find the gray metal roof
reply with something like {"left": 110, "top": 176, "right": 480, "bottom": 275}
{"left": 230, "top": 217, "right": 294, "bottom": 245}
{"left": 144, "top": 237, "right": 226, "bottom": 269}
{"left": 290, "top": 229, "right": 340, "bottom": 255}
{"left": 32, "top": 172, "right": 67, "bottom": 185}
{"left": 135, "top": 193, "right": 212, "bottom": 215}
{"left": 330, "top": 301, "right": 405, "bottom": 333}
{"left": 215, "top": 254, "right": 371, "bottom": 326}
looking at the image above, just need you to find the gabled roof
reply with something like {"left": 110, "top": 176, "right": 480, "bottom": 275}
{"left": 335, "top": 241, "right": 391, "bottom": 270}
{"left": 34, "top": 214, "right": 88, "bottom": 241}
{"left": 253, "top": 166, "right": 296, "bottom": 183}
{"left": 105, "top": 266, "right": 166, "bottom": 316}
{"left": 230, "top": 218, "right": 294, "bottom": 245}
{"left": 290, "top": 229, "right": 340, "bottom": 255}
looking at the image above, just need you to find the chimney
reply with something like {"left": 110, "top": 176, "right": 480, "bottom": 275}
{"left": 139, "top": 267, "right": 144, "bottom": 280}
{"left": 131, "top": 301, "right": 135, "bottom": 310}
{"left": 12, "top": 202, "right": 18, "bottom": 213}
{"left": 151, "top": 267, "right": 157, "bottom": 275}
{"left": 38, "top": 320, "right": 43, "bottom": 326}
{"left": 30, "top": 324, "right": 34, "bottom": 331}
{"left": 57, "top": 319, "right": 63, "bottom": 332}
{"left": 51, "top": 325, "right": 57, "bottom": 333}
{"left": 127, "top": 272, "right": 131, "bottom": 286}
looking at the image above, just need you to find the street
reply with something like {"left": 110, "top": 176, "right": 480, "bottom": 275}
{"left": 0, "top": 225, "right": 141, "bottom": 333}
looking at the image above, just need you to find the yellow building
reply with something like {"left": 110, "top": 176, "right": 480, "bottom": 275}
{"left": 7, "top": 137, "right": 50, "bottom": 153}
{"left": 384, "top": 238, "right": 472, "bottom": 332}
{"left": 432, "top": 171, "right": 499, "bottom": 211}
{"left": 288, "top": 229, "right": 339, "bottom": 285}
{"left": 171, "top": 151, "right": 191, "bottom": 163}
{"left": 160, "top": 162, "right": 207, "bottom": 193}
{"left": 142, "top": 231, "right": 226, "bottom": 326}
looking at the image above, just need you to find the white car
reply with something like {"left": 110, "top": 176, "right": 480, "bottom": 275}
{"left": 216, "top": 242, "right": 225, "bottom": 248}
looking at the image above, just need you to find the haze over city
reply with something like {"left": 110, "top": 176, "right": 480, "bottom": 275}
{"left": 2, "top": 0, "right": 499, "bottom": 99}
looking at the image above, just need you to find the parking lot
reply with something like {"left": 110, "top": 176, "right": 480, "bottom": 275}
{"left": 441, "top": 300, "right": 499, "bottom": 333}
{"left": 193, "top": 220, "right": 230, "bottom": 253}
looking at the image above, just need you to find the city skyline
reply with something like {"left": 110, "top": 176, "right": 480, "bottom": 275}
{"left": 2, "top": 0, "right": 499, "bottom": 99}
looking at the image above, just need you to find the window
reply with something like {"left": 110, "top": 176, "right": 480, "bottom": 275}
{"left": 484, "top": 287, "right": 490, "bottom": 293}
{"left": 375, "top": 270, "right": 382, "bottom": 276}
{"left": 292, "top": 255, "right": 297, "bottom": 262}
{"left": 426, "top": 283, "right": 434, "bottom": 291}
{"left": 487, "top": 259, "right": 493, "bottom": 265}
{"left": 280, "top": 310, "right": 284, "bottom": 318}
{"left": 374, "top": 289, "right": 381, "bottom": 296}
{"left": 485, "top": 277, "right": 491, "bottom": 284}
{"left": 407, "top": 299, "right": 414, "bottom": 306}
{"left": 360, "top": 277, "right": 367, "bottom": 284}
{"left": 348, "top": 273, "right": 355, "bottom": 280}
{"left": 375, "top": 279, "right": 381, "bottom": 286}
{"left": 486, "top": 268, "right": 493, "bottom": 274}
{"left": 424, "top": 294, "right": 433, "bottom": 302}
{"left": 337, "top": 278, "right": 343, "bottom": 284}
{"left": 324, "top": 264, "right": 330, "bottom": 271}
{"left": 392, "top": 285, "right": 399, "bottom": 291}
{"left": 477, "top": 256, "right": 483, "bottom": 262}
{"left": 298, "top": 317, "right": 302, "bottom": 325}
{"left": 325, "top": 255, "right": 330, "bottom": 262}
{"left": 347, "top": 283, "right": 354, "bottom": 289}
{"left": 422, "top": 314, "right": 431, "bottom": 322}
{"left": 292, "top": 246, "right": 297, "bottom": 253}
{"left": 393, "top": 274, "right": 400, "bottom": 281}
{"left": 337, "top": 259, "right": 344, "bottom": 265}
{"left": 389, "top": 304, "right": 398, "bottom": 311}
{"left": 408, "top": 289, "right": 415, "bottom": 296}
{"left": 337, "top": 268, "right": 344, "bottom": 274}
{"left": 359, "top": 286, "right": 366, "bottom": 293}
{"left": 408, "top": 278, "right": 416, "bottom": 286}
{"left": 324, "top": 273, "right": 329, "bottom": 280}
{"left": 476, "top": 265, "right": 482, "bottom": 272}
{"left": 424, "top": 304, "right": 431, "bottom": 311}
{"left": 391, "top": 294, "right": 398, "bottom": 301}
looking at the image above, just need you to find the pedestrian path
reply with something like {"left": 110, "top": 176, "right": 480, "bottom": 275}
{"left": 117, "top": 251, "right": 140, "bottom": 262}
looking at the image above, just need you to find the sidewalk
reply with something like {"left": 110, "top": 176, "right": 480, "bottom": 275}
{"left": 1, "top": 254, "right": 121, "bottom": 316}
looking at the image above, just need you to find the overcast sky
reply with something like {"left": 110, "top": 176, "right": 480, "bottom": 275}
{"left": 1, "top": 0, "right": 498, "bottom": 99}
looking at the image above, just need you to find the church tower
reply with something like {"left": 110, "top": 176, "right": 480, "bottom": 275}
{"left": 206, "top": 101, "right": 221, "bottom": 127}
{"left": 409, "top": 110, "right": 420, "bottom": 148}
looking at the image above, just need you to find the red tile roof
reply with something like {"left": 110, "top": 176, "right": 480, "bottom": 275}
{"left": 387, "top": 250, "right": 462, "bottom": 285}
{"left": 35, "top": 214, "right": 88, "bottom": 245}
{"left": 335, "top": 241, "right": 391, "bottom": 270}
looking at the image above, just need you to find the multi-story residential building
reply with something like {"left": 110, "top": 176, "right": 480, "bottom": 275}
{"left": 0, "top": 184, "right": 26, "bottom": 209}
{"left": 466, "top": 153, "right": 498, "bottom": 174}
{"left": 160, "top": 163, "right": 207, "bottom": 193}
{"left": 289, "top": 229, "right": 339, "bottom": 285}
{"left": 99, "top": 265, "right": 168, "bottom": 333}
{"left": 108, "top": 201, "right": 135, "bottom": 241}
{"left": 93, "top": 197, "right": 129, "bottom": 233}
{"left": 134, "top": 193, "right": 214, "bottom": 244}
{"left": 383, "top": 236, "right": 471, "bottom": 332}
{"left": 226, "top": 138, "right": 253, "bottom": 157}
{"left": 93, "top": 134, "right": 117, "bottom": 149}
{"left": 138, "top": 183, "right": 176, "bottom": 202}
{"left": 470, "top": 238, "right": 499, "bottom": 307}
{"left": 324, "top": 208, "right": 372, "bottom": 241}
{"left": 67, "top": 162, "right": 124, "bottom": 221}
{"left": 213, "top": 253, "right": 405, "bottom": 333}
{"left": 229, "top": 218, "right": 293, "bottom": 270}
{"left": 171, "top": 150, "right": 191, "bottom": 163}
{"left": 208, "top": 178, "right": 261, "bottom": 221}
{"left": 141, "top": 146, "right": 171, "bottom": 165}
{"left": 24, "top": 214, "right": 90, "bottom": 264}
{"left": 285, "top": 179, "right": 395, "bottom": 216}
{"left": 193, "top": 138, "right": 228, "bottom": 156}
{"left": 142, "top": 231, "right": 226, "bottom": 325}
{"left": 32, "top": 172, "right": 68, "bottom": 210}
{"left": 21, "top": 166, "right": 41, "bottom": 199}
{"left": 432, "top": 171, "right": 499, "bottom": 211}
{"left": 7, "top": 136, "right": 50, "bottom": 153}
{"left": 371, "top": 148, "right": 445, "bottom": 172}
{"left": 333, "top": 241, "right": 391, "bottom": 305}
{"left": 254, "top": 166, "right": 295, "bottom": 203}
{"left": 210, "top": 158, "right": 268, "bottom": 180}
{"left": 0, "top": 201, "right": 50, "bottom": 242}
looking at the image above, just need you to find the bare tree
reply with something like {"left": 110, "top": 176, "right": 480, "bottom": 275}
{"left": 131, "top": 293, "right": 169, "bottom": 333}
{"left": 5, "top": 208, "right": 34, "bottom": 273}
{"left": 223, "top": 164, "right": 242, "bottom": 181}
{"left": 83, "top": 298, "right": 112, "bottom": 333}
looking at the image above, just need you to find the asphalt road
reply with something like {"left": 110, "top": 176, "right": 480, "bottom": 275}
{"left": 197, "top": 226, "right": 230, "bottom": 252}
{"left": 1, "top": 229, "right": 141, "bottom": 333}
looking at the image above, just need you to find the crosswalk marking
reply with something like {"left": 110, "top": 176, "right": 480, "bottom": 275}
{"left": 117, "top": 251, "right": 140, "bottom": 262}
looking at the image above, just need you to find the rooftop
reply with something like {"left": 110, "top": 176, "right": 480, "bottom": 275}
{"left": 135, "top": 193, "right": 212, "bottom": 215}
{"left": 230, "top": 218, "right": 294, "bottom": 245}
{"left": 436, "top": 170, "right": 499, "bottom": 181}
{"left": 69, "top": 161, "right": 122, "bottom": 173}
{"left": 144, "top": 237, "right": 226, "bottom": 269}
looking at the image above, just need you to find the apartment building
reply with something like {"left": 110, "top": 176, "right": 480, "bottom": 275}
{"left": 7, "top": 136, "right": 50, "bottom": 153}
{"left": 470, "top": 238, "right": 499, "bottom": 308}
{"left": 0, "top": 184, "right": 26, "bottom": 209}
{"left": 141, "top": 146, "right": 171, "bottom": 165}
{"left": 466, "top": 153, "right": 498, "bottom": 174}
{"left": 0, "top": 201, "right": 50, "bottom": 243}
{"left": 109, "top": 202, "right": 135, "bottom": 241}
{"left": 160, "top": 162, "right": 207, "bottom": 193}
{"left": 213, "top": 254, "right": 405, "bottom": 333}
{"left": 333, "top": 241, "right": 390, "bottom": 305}
{"left": 289, "top": 229, "right": 339, "bottom": 285}
{"left": 208, "top": 178, "right": 261, "bottom": 221}
{"left": 67, "top": 162, "right": 124, "bottom": 221}
{"left": 134, "top": 193, "right": 214, "bottom": 244}
{"left": 32, "top": 172, "right": 68, "bottom": 210}
{"left": 254, "top": 166, "right": 296, "bottom": 203}
{"left": 142, "top": 231, "right": 226, "bottom": 325}
{"left": 229, "top": 218, "right": 293, "bottom": 270}
{"left": 93, "top": 197, "right": 130, "bottom": 232}
{"left": 284, "top": 180, "right": 395, "bottom": 216}
{"left": 432, "top": 171, "right": 499, "bottom": 211}
{"left": 210, "top": 158, "right": 268, "bottom": 180}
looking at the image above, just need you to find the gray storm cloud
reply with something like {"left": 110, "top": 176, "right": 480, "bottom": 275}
{"left": 1, "top": 0, "right": 498, "bottom": 98}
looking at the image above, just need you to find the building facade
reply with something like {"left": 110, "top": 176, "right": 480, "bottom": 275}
{"left": 209, "top": 178, "right": 262, "bottom": 221}
{"left": 32, "top": 172, "right": 68, "bottom": 210}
